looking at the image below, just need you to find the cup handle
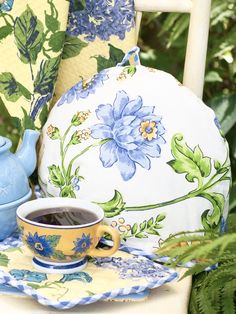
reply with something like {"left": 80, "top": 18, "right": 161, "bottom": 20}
{"left": 88, "top": 225, "right": 120, "bottom": 257}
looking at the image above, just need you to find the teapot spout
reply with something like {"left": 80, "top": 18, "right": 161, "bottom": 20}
{"left": 15, "top": 129, "right": 40, "bottom": 177}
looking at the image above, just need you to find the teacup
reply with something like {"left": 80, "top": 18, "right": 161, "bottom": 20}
{"left": 16, "top": 198, "right": 120, "bottom": 274}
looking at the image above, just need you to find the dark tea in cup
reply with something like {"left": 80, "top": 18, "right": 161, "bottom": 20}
{"left": 26, "top": 207, "right": 98, "bottom": 226}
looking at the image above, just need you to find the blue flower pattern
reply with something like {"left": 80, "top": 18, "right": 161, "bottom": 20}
{"left": 94, "top": 256, "right": 171, "bottom": 281}
{"left": 67, "top": 0, "right": 135, "bottom": 42}
{"left": 26, "top": 232, "right": 54, "bottom": 257}
{"left": 91, "top": 90, "right": 166, "bottom": 181}
{"left": 10, "top": 269, "right": 47, "bottom": 283}
{"left": 73, "top": 233, "right": 92, "bottom": 254}
{"left": 57, "top": 70, "right": 109, "bottom": 106}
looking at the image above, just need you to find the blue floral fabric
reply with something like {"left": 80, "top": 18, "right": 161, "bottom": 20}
{"left": 57, "top": 70, "right": 109, "bottom": 106}
{"left": 91, "top": 90, "right": 166, "bottom": 181}
{"left": 67, "top": 0, "right": 135, "bottom": 42}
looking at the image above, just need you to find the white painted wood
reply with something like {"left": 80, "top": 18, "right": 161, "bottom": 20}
{"left": 183, "top": 0, "right": 211, "bottom": 98}
{"left": 134, "top": 0, "right": 211, "bottom": 98}
{"left": 135, "top": 11, "right": 143, "bottom": 43}
{"left": 134, "top": 0, "right": 192, "bottom": 13}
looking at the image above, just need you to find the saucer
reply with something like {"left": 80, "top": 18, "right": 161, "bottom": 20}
{"left": 0, "top": 244, "right": 178, "bottom": 309}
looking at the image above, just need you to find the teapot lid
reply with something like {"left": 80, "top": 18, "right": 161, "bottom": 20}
{"left": 0, "top": 136, "right": 6, "bottom": 148}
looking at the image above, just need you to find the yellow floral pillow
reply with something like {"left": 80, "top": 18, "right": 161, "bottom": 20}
{"left": 0, "top": 0, "right": 69, "bottom": 133}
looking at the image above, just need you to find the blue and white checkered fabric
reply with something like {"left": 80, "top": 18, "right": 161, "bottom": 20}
{"left": 0, "top": 268, "right": 177, "bottom": 309}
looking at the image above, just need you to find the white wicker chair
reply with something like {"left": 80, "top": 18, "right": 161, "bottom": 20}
{"left": 134, "top": 0, "right": 212, "bottom": 99}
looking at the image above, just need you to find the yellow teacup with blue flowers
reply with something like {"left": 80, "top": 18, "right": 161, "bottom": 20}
{"left": 17, "top": 198, "right": 120, "bottom": 274}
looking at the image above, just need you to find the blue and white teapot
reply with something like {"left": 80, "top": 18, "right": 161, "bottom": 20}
{"left": 0, "top": 129, "right": 39, "bottom": 240}
{"left": 38, "top": 47, "right": 231, "bottom": 253}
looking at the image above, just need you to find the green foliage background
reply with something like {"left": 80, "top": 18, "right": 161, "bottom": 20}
{"left": 138, "top": 0, "right": 236, "bottom": 312}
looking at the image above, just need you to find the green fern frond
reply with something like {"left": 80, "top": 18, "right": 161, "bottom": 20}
{"left": 222, "top": 279, "right": 236, "bottom": 314}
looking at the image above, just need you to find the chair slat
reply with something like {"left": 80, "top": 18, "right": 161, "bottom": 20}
{"left": 134, "top": 0, "right": 192, "bottom": 13}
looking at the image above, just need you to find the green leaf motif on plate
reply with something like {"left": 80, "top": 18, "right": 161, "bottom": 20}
{"left": 14, "top": 5, "right": 44, "bottom": 64}
{"left": 62, "top": 35, "right": 88, "bottom": 59}
{"left": 48, "top": 164, "right": 65, "bottom": 188}
{"left": 48, "top": 31, "right": 65, "bottom": 52}
{"left": 200, "top": 192, "right": 225, "bottom": 230}
{"left": 34, "top": 57, "right": 60, "bottom": 95}
{"left": 167, "top": 133, "right": 211, "bottom": 188}
{"left": 96, "top": 190, "right": 126, "bottom": 218}
{"left": 0, "top": 72, "right": 31, "bottom": 102}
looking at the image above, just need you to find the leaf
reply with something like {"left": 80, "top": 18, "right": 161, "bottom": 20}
{"left": 93, "top": 44, "right": 125, "bottom": 72}
{"left": 167, "top": 134, "right": 211, "bottom": 187}
{"left": 46, "top": 235, "right": 61, "bottom": 247}
{"left": 147, "top": 229, "right": 160, "bottom": 235}
{"left": 62, "top": 35, "right": 88, "bottom": 59}
{"left": 208, "top": 94, "right": 236, "bottom": 134}
{"left": 135, "top": 232, "right": 148, "bottom": 239}
{"left": 27, "top": 283, "right": 41, "bottom": 289}
{"left": 59, "top": 186, "right": 76, "bottom": 198}
{"left": 48, "top": 164, "right": 65, "bottom": 187}
{"left": 34, "top": 57, "right": 60, "bottom": 95}
{"left": 39, "top": 104, "right": 49, "bottom": 127}
{"left": 139, "top": 221, "right": 147, "bottom": 232}
{"left": 0, "top": 253, "right": 9, "bottom": 267}
{"left": 48, "top": 31, "right": 65, "bottom": 52}
{"left": 155, "top": 213, "right": 166, "bottom": 223}
{"left": 30, "top": 93, "right": 52, "bottom": 120}
{"left": 0, "top": 72, "right": 23, "bottom": 102}
{"left": 147, "top": 217, "right": 154, "bottom": 228}
{"left": 200, "top": 192, "right": 225, "bottom": 227}
{"left": 96, "top": 190, "right": 126, "bottom": 218}
{"left": 0, "top": 24, "right": 13, "bottom": 41}
{"left": 17, "top": 82, "right": 32, "bottom": 100}
{"left": 45, "top": 14, "right": 60, "bottom": 33}
{"left": 14, "top": 5, "right": 44, "bottom": 64}
{"left": 131, "top": 223, "right": 138, "bottom": 234}
{"left": 205, "top": 71, "right": 223, "bottom": 83}
{"left": 229, "top": 181, "right": 236, "bottom": 211}
{"left": 21, "top": 107, "right": 35, "bottom": 130}
{"left": 53, "top": 250, "right": 66, "bottom": 260}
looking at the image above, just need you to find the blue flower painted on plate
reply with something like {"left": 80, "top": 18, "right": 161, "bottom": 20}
{"left": 94, "top": 256, "right": 172, "bottom": 281}
{"left": 67, "top": 0, "right": 135, "bottom": 42}
{"left": 10, "top": 269, "right": 47, "bottom": 283}
{"left": 57, "top": 70, "right": 109, "bottom": 106}
{"left": 73, "top": 233, "right": 92, "bottom": 254}
{"left": 60, "top": 272, "right": 92, "bottom": 283}
{"left": 26, "top": 232, "right": 54, "bottom": 257}
{"left": 0, "top": 0, "right": 14, "bottom": 12}
{"left": 72, "top": 177, "right": 80, "bottom": 191}
{"left": 91, "top": 90, "right": 166, "bottom": 181}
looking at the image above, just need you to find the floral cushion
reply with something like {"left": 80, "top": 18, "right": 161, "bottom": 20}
{"left": 53, "top": 0, "right": 136, "bottom": 104}
{"left": 0, "top": 0, "right": 69, "bottom": 131}
{"left": 38, "top": 50, "right": 231, "bottom": 253}
{"left": 0, "top": 0, "right": 136, "bottom": 135}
